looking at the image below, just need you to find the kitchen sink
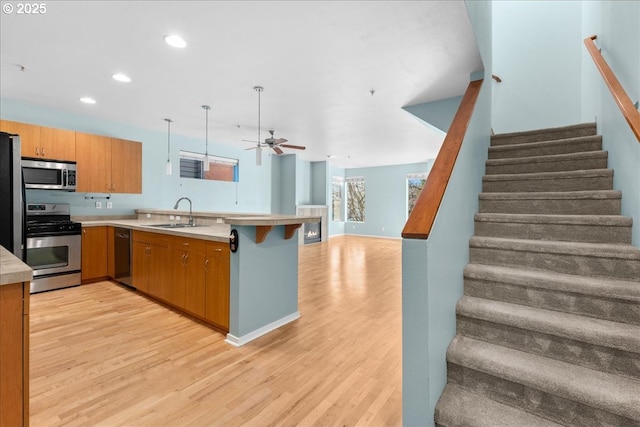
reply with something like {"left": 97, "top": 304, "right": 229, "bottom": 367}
{"left": 148, "top": 223, "right": 199, "bottom": 229}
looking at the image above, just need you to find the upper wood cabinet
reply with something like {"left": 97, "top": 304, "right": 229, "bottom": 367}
{"left": 0, "top": 120, "right": 76, "bottom": 161}
{"left": 75, "top": 133, "right": 142, "bottom": 194}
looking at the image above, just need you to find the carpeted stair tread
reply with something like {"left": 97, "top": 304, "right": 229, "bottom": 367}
{"left": 469, "top": 236, "right": 640, "bottom": 280}
{"left": 491, "top": 122, "right": 597, "bottom": 146}
{"left": 474, "top": 212, "right": 633, "bottom": 243}
{"left": 482, "top": 168, "right": 614, "bottom": 192}
{"left": 469, "top": 236, "right": 640, "bottom": 260}
{"left": 474, "top": 212, "right": 632, "bottom": 227}
{"left": 479, "top": 190, "right": 622, "bottom": 215}
{"left": 485, "top": 150, "right": 608, "bottom": 175}
{"left": 464, "top": 264, "right": 640, "bottom": 303}
{"left": 479, "top": 189, "right": 621, "bottom": 201}
{"left": 488, "top": 135, "right": 602, "bottom": 160}
{"left": 456, "top": 295, "right": 640, "bottom": 354}
{"left": 435, "top": 384, "right": 563, "bottom": 427}
{"left": 447, "top": 335, "right": 640, "bottom": 421}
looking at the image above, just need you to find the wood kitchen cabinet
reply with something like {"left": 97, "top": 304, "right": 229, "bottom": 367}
{"left": 0, "top": 281, "right": 29, "bottom": 427}
{"left": 169, "top": 236, "right": 206, "bottom": 317}
{"left": 0, "top": 119, "right": 76, "bottom": 161}
{"left": 81, "top": 226, "right": 108, "bottom": 283}
{"left": 130, "top": 231, "right": 229, "bottom": 332}
{"left": 132, "top": 231, "right": 169, "bottom": 297}
{"left": 75, "top": 132, "right": 142, "bottom": 194}
{"left": 204, "top": 242, "right": 230, "bottom": 331}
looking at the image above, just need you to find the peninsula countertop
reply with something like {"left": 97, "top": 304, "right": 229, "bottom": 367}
{"left": 77, "top": 211, "right": 320, "bottom": 243}
{"left": 0, "top": 246, "right": 32, "bottom": 286}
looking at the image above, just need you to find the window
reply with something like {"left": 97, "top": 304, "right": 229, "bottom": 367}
{"left": 345, "top": 176, "right": 365, "bottom": 222}
{"left": 407, "top": 172, "right": 428, "bottom": 217}
{"left": 179, "top": 151, "right": 239, "bottom": 182}
{"left": 331, "top": 176, "right": 344, "bottom": 222}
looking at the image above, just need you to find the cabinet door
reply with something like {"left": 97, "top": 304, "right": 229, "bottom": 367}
{"left": 204, "top": 243, "right": 230, "bottom": 330}
{"left": 184, "top": 251, "right": 206, "bottom": 317}
{"left": 75, "top": 132, "right": 112, "bottom": 193}
{"left": 81, "top": 227, "right": 108, "bottom": 282}
{"left": 0, "top": 120, "right": 40, "bottom": 158}
{"left": 148, "top": 245, "right": 170, "bottom": 302}
{"left": 40, "top": 126, "right": 76, "bottom": 161}
{"left": 111, "top": 138, "right": 142, "bottom": 194}
{"left": 132, "top": 241, "right": 149, "bottom": 293}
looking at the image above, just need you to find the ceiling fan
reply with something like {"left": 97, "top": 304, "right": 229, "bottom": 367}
{"left": 246, "top": 129, "right": 306, "bottom": 155}
{"left": 243, "top": 86, "right": 306, "bottom": 165}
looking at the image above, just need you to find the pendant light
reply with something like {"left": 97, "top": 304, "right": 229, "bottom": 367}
{"left": 164, "top": 118, "right": 173, "bottom": 175}
{"left": 254, "top": 86, "right": 263, "bottom": 166}
{"left": 202, "top": 105, "right": 211, "bottom": 172}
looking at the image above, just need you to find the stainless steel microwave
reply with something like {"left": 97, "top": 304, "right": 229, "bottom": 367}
{"left": 22, "top": 159, "right": 77, "bottom": 191}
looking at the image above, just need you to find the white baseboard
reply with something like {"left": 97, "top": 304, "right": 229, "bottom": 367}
{"left": 225, "top": 311, "right": 301, "bottom": 347}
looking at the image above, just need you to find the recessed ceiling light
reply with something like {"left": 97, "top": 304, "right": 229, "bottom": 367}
{"left": 80, "top": 97, "right": 96, "bottom": 104}
{"left": 165, "top": 34, "right": 187, "bottom": 48}
{"left": 112, "top": 73, "right": 131, "bottom": 83}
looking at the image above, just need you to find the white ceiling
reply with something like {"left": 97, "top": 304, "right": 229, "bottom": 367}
{"left": 0, "top": 1, "right": 482, "bottom": 169}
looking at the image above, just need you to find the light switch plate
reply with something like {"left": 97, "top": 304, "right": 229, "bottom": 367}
{"left": 95, "top": 201, "right": 102, "bottom": 209}
{"left": 106, "top": 201, "right": 113, "bottom": 209}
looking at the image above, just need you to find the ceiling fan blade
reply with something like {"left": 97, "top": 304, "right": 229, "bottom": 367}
{"left": 273, "top": 146, "right": 284, "bottom": 155}
{"left": 280, "top": 144, "right": 306, "bottom": 150}
{"left": 242, "top": 139, "right": 260, "bottom": 143}
{"left": 275, "top": 138, "right": 288, "bottom": 144}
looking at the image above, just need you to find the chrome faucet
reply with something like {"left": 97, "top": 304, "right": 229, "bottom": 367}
{"left": 173, "top": 197, "right": 194, "bottom": 226}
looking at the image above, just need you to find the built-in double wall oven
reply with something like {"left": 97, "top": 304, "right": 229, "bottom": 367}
{"left": 26, "top": 203, "right": 82, "bottom": 293}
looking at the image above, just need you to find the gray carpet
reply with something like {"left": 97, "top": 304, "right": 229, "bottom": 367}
{"left": 435, "top": 123, "right": 640, "bottom": 426}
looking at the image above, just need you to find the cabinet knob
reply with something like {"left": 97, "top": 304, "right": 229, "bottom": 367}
{"left": 41, "top": 147, "right": 45, "bottom": 156}
{"left": 35, "top": 147, "right": 39, "bottom": 156}
{"left": 204, "top": 259, "right": 209, "bottom": 271}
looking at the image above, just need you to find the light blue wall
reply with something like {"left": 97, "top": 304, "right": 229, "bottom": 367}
{"left": 1, "top": 97, "right": 272, "bottom": 215}
{"left": 344, "top": 162, "right": 433, "bottom": 239}
{"left": 581, "top": 0, "right": 640, "bottom": 247}
{"left": 229, "top": 224, "right": 298, "bottom": 338}
{"left": 310, "top": 161, "right": 327, "bottom": 205}
{"left": 492, "top": 1, "right": 583, "bottom": 133}
{"left": 402, "top": 0, "right": 493, "bottom": 424}
{"left": 296, "top": 157, "right": 311, "bottom": 206}
{"left": 403, "top": 96, "right": 463, "bottom": 134}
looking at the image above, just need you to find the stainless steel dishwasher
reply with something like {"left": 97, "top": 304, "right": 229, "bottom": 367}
{"left": 113, "top": 227, "right": 133, "bottom": 287}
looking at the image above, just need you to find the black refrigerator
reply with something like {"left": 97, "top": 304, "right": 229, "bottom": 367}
{"left": 0, "top": 131, "right": 25, "bottom": 260}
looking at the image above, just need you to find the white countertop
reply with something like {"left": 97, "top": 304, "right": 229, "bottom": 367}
{"left": 0, "top": 246, "right": 32, "bottom": 286}
{"left": 80, "top": 219, "right": 231, "bottom": 242}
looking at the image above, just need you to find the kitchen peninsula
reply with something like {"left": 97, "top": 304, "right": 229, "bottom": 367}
{"left": 0, "top": 246, "right": 31, "bottom": 427}
{"left": 79, "top": 209, "right": 320, "bottom": 346}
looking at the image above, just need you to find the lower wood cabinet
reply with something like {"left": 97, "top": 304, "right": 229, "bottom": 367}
{"left": 205, "top": 242, "right": 230, "bottom": 330}
{"left": 131, "top": 231, "right": 229, "bottom": 332}
{"left": 81, "top": 226, "right": 108, "bottom": 283}
{"left": 0, "top": 281, "right": 29, "bottom": 427}
{"left": 132, "top": 231, "right": 169, "bottom": 297}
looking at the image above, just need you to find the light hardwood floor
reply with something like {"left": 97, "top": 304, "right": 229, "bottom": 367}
{"left": 29, "top": 235, "right": 402, "bottom": 427}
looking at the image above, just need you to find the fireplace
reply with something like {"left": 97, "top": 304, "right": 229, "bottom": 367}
{"left": 296, "top": 205, "right": 328, "bottom": 246}
{"left": 303, "top": 221, "right": 321, "bottom": 244}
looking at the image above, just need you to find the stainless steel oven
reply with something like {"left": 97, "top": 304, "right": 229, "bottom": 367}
{"left": 26, "top": 203, "right": 81, "bottom": 293}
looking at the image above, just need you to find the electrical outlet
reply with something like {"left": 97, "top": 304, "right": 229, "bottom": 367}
{"left": 169, "top": 215, "right": 175, "bottom": 220}
{"left": 175, "top": 215, "right": 181, "bottom": 221}
{"left": 146, "top": 213, "right": 151, "bottom": 218}
{"left": 95, "top": 201, "right": 102, "bottom": 209}
{"left": 106, "top": 201, "right": 113, "bottom": 209}
{"left": 216, "top": 218, "right": 223, "bottom": 224}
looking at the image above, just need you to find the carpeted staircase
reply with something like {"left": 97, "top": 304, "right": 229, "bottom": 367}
{"left": 435, "top": 123, "right": 640, "bottom": 426}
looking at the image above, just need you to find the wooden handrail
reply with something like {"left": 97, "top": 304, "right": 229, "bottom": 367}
{"left": 402, "top": 79, "right": 483, "bottom": 239}
{"left": 584, "top": 35, "right": 640, "bottom": 142}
